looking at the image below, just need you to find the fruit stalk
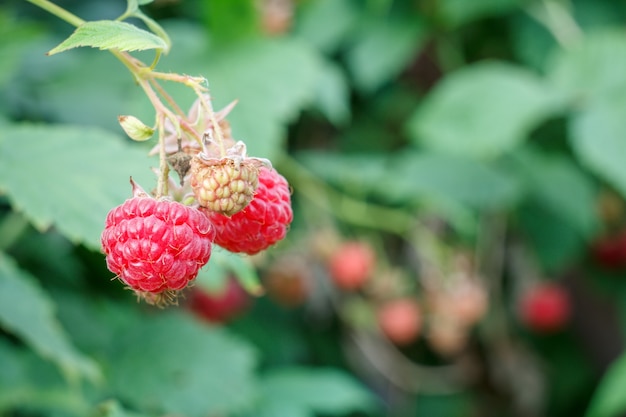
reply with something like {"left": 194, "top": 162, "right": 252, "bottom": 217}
{"left": 25, "top": 0, "right": 85, "bottom": 27}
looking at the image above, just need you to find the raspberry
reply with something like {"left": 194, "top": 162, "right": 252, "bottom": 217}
{"left": 590, "top": 232, "right": 626, "bottom": 268}
{"left": 519, "top": 283, "right": 571, "bottom": 333}
{"left": 190, "top": 156, "right": 259, "bottom": 216}
{"left": 377, "top": 298, "right": 422, "bottom": 346}
{"left": 328, "top": 241, "right": 376, "bottom": 291}
{"left": 101, "top": 193, "right": 215, "bottom": 305}
{"left": 203, "top": 167, "right": 292, "bottom": 255}
{"left": 187, "top": 278, "right": 250, "bottom": 323}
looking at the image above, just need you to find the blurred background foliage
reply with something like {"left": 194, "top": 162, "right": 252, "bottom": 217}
{"left": 2, "top": 0, "right": 626, "bottom": 416}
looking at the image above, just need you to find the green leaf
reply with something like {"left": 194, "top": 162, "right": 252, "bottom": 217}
{"left": 517, "top": 199, "right": 584, "bottom": 272}
{"left": 0, "top": 12, "right": 41, "bottom": 86}
{"left": 415, "top": 393, "right": 475, "bottom": 417}
{"left": 585, "top": 351, "right": 626, "bottom": 417}
{"left": 572, "top": 0, "right": 626, "bottom": 29}
{"left": 346, "top": 18, "right": 424, "bottom": 93}
{"left": 294, "top": 0, "right": 358, "bottom": 53}
{"left": 510, "top": 14, "right": 557, "bottom": 71}
{"left": 439, "top": 0, "right": 521, "bottom": 27}
{"left": 53, "top": 292, "right": 142, "bottom": 357}
{"left": 259, "top": 367, "right": 377, "bottom": 415}
{"left": 47, "top": 20, "right": 168, "bottom": 56}
{"left": 569, "top": 94, "right": 626, "bottom": 198}
{"left": 206, "top": 38, "right": 322, "bottom": 158}
{"left": 127, "top": 0, "right": 154, "bottom": 7}
{"left": 109, "top": 312, "right": 258, "bottom": 417}
{"left": 408, "top": 62, "right": 563, "bottom": 159}
{"left": 312, "top": 61, "right": 350, "bottom": 126}
{"left": 10, "top": 230, "right": 85, "bottom": 286}
{"left": 92, "top": 400, "right": 152, "bottom": 417}
{"left": 297, "top": 151, "right": 521, "bottom": 210}
{"left": 202, "top": 0, "right": 259, "bottom": 42}
{"left": 296, "top": 151, "right": 390, "bottom": 192}
{"left": 0, "top": 252, "right": 99, "bottom": 382}
{"left": 24, "top": 48, "right": 153, "bottom": 132}
{"left": 196, "top": 249, "right": 262, "bottom": 296}
{"left": 253, "top": 403, "right": 313, "bottom": 417}
{"left": 388, "top": 151, "right": 522, "bottom": 209}
{"left": 132, "top": 10, "right": 172, "bottom": 53}
{"left": 547, "top": 30, "right": 626, "bottom": 102}
{"left": 0, "top": 340, "right": 90, "bottom": 415}
{"left": 124, "top": 0, "right": 140, "bottom": 13}
{"left": 0, "top": 124, "right": 154, "bottom": 250}
{"left": 510, "top": 148, "right": 598, "bottom": 238}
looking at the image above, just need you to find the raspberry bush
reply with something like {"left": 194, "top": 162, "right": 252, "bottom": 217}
{"left": 4, "top": 0, "right": 626, "bottom": 416}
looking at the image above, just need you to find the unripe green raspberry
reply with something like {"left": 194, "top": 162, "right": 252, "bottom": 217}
{"left": 190, "top": 157, "right": 260, "bottom": 216}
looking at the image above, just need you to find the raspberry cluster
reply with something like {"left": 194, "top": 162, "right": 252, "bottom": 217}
{"left": 102, "top": 100, "right": 293, "bottom": 305}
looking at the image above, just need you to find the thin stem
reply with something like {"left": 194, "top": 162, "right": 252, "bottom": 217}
{"left": 149, "top": 49, "right": 162, "bottom": 70}
{"left": 179, "top": 119, "right": 203, "bottom": 143}
{"left": 476, "top": 213, "right": 511, "bottom": 343}
{"left": 527, "top": 0, "right": 583, "bottom": 48}
{"left": 111, "top": 50, "right": 181, "bottom": 197}
{"left": 149, "top": 79, "right": 186, "bottom": 117}
{"left": 192, "top": 86, "right": 227, "bottom": 157}
{"left": 110, "top": 51, "right": 179, "bottom": 129}
{"left": 27, "top": 0, "right": 218, "bottom": 197}
{"left": 25, "top": 0, "right": 85, "bottom": 27}
{"left": 156, "top": 114, "right": 169, "bottom": 198}
{"left": 151, "top": 71, "right": 207, "bottom": 86}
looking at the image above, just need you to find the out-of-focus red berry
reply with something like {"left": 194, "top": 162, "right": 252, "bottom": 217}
{"left": 188, "top": 278, "right": 249, "bottom": 323}
{"left": 328, "top": 241, "right": 376, "bottom": 291}
{"left": 519, "top": 283, "right": 571, "bottom": 333}
{"left": 377, "top": 298, "right": 422, "bottom": 346}
{"left": 590, "top": 232, "right": 626, "bottom": 268}
{"left": 264, "top": 256, "right": 310, "bottom": 307}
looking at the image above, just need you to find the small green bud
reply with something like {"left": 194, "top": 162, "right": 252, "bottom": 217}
{"left": 118, "top": 115, "right": 155, "bottom": 141}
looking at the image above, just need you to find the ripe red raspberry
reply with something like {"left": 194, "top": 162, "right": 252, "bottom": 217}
{"left": 203, "top": 167, "right": 292, "bottom": 255}
{"left": 519, "top": 283, "right": 571, "bottom": 333}
{"left": 101, "top": 193, "right": 215, "bottom": 304}
{"left": 328, "top": 241, "right": 376, "bottom": 291}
